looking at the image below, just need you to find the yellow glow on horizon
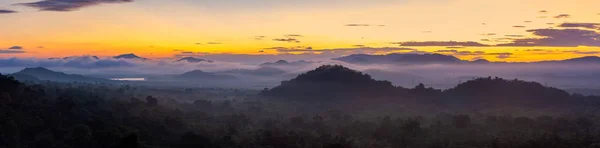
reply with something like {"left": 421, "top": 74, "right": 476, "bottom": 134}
{"left": 1, "top": 0, "right": 600, "bottom": 62}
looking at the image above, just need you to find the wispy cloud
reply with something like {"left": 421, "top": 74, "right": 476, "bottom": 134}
{"left": 0, "top": 46, "right": 26, "bottom": 54}
{"left": 554, "top": 14, "right": 571, "bottom": 18}
{"left": 16, "top": 0, "right": 134, "bottom": 12}
{"left": 0, "top": 9, "right": 17, "bottom": 14}
{"left": 498, "top": 28, "right": 600, "bottom": 47}
{"left": 558, "top": 23, "right": 600, "bottom": 29}
{"left": 434, "top": 49, "right": 512, "bottom": 59}
{"left": 273, "top": 38, "right": 300, "bottom": 43}
{"left": 394, "top": 41, "right": 489, "bottom": 47}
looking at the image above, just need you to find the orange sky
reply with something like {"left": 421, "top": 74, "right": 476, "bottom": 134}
{"left": 1, "top": 0, "right": 600, "bottom": 62}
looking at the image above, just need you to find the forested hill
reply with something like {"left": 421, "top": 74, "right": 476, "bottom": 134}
{"left": 5, "top": 71, "right": 600, "bottom": 148}
{"left": 261, "top": 65, "right": 400, "bottom": 99}
{"left": 262, "top": 65, "right": 599, "bottom": 107}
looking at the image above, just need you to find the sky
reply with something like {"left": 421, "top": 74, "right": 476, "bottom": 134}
{"left": 1, "top": 0, "right": 600, "bottom": 62}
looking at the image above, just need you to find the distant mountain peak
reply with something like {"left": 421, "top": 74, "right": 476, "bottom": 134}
{"left": 472, "top": 59, "right": 490, "bottom": 63}
{"left": 20, "top": 67, "right": 54, "bottom": 73}
{"left": 15, "top": 67, "right": 109, "bottom": 83}
{"left": 275, "top": 60, "right": 289, "bottom": 64}
{"left": 560, "top": 56, "right": 600, "bottom": 63}
{"left": 178, "top": 69, "right": 236, "bottom": 80}
{"left": 260, "top": 60, "right": 312, "bottom": 66}
{"left": 333, "top": 53, "right": 463, "bottom": 65}
{"left": 177, "top": 57, "right": 213, "bottom": 63}
{"left": 114, "top": 53, "right": 146, "bottom": 60}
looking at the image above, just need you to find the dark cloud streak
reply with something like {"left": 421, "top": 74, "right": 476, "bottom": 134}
{"left": 16, "top": 0, "right": 134, "bottom": 12}
{"left": 0, "top": 9, "right": 17, "bottom": 14}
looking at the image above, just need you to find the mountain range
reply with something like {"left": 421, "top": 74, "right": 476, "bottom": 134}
{"left": 114, "top": 53, "right": 147, "bottom": 60}
{"left": 176, "top": 57, "right": 213, "bottom": 63}
{"left": 11, "top": 67, "right": 110, "bottom": 83}
{"left": 262, "top": 65, "right": 592, "bottom": 107}
{"left": 260, "top": 60, "right": 313, "bottom": 67}
{"left": 333, "top": 54, "right": 600, "bottom": 65}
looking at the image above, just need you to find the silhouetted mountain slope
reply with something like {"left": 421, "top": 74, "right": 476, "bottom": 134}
{"left": 262, "top": 65, "right": 592, "bottom": 107}
{"left": 554, "top": 56, "right": 600, "bottom": 64}
{"left": 9, "top": 73, "right": 39, "bottom": 82}
{"left": 334, "top": 54, "right": 600, "bottom": 65}
{"left": 114, "top": 53, "right": 146, "bottom": 60}
{"left": 49, "top": 55, "right": 100, "bottom": 60}
{"left": 178, "top": 70, "right": 236, "bottom": 80}
{"left": 221, "top": 67, "right": 286, "bottom": 76}
{"left": 333, "top": 53, "right": 463, "bottom": 64}
{"left": 261, "top": 65, "right": 400, "bottom": 99}
{"left": 260, "top": 60, "right": 312, "bottom": 66}
{"left": 472, "top": 59, "right": 491, "bottom": 64}
{"left": 13, "top": 67, "right": 109, "bottom": 83}
{"left": 177, "top": 57, "right": 213, "bottom": 63}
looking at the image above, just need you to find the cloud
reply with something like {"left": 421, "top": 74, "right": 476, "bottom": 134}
{"left": 206, "top": 42, "right": 222, "bottom": 45}
{"left": 16, "top": 0, "right": 134, "bottom": 12}
{"left": 434, "top": 50, "right": 485, "bottom": 56}
{"left": 434, "top": 50, "right": 512, "bottom": 59}
{"left": 554, "top": 14, "right": 571, "bottom": 18}
{"left": 8, "top": 46, "right": 23, "bottom": 50}
{"left": 344, "top": 24, "right": 385, "bottom": 27}
{"left": 524, "top": 21, "right": 532, "bottom": 23}
{"left": 264, "top": 47, "right": 419, "bottom": 58}
{"left": 539, "top": 10, "right": 548, "bottom": 13}
{"left": 513, "top": 25, "right": 527, "bottom": 28}
{"left": 497, "top": 28, "right": 600, "bottom": 47}
{"left": 285, "top": 34, "right": 303, "bottom": 37}
{"left": 525, "top": 49, "right": 554, "bottom": 52}
{"left": 0, "top": 9, "right": 17, "bottom": 14}
{"left": 254, "top": 36, "right": 266, "bottom": 40}
{"left": 394, "top": 41, "right": 489, "bottom": 47}
{"left": 175, "top": 51, "right": 210, "bottom": 58}
{"left": 558, "top": 23, "right": 600, "bottom": 29}
{"left": 345, "top": 24, "right": 370, "bottom": 27}
{"left": 273, "top": 38, "right": 300, "bottom": 43}
{"left": 504, "top": 35, "right": 524, "bottom": 37}
{"left": 488, "top": 52, "right": 513, "bottom": 59}
{"left": 0, "top": 46, "right": 25, "bottom": 54}
{"left": 0, "top": 50, "right": 25, "bottom": 54}
{"left": 0, "top": 56, "right": 134, "bottom": 69}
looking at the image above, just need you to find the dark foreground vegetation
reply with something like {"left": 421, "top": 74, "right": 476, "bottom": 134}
{"left": 4, "top": 65, "right": 600, "bottom": 148}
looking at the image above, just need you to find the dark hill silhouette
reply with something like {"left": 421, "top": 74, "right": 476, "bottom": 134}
{"left": 472, "top": 59, "right": 490, "bottom": 64}
{"left": 261, "top": 65, "right": 399, "bottom": 99}
{"left": 554, "top": 56, "right": 600, "bottom": 64}
{"left": 178, "top": 70, "right": 236, "bottom": 80}
{"left": 333, "top": 53, "right": 463, "bottom": 64}
{"left": 444, "top": 77, "right": 574, "bottom": 107}
{"left": 13, "top": 67, "right": 110, "bottom": 83}
{"left": 177, "top": 57, "right": 213, "bottom": 63}
{"left": 262, "top": 65, "right": 590, "bottom": 107}
{"left": 9, "top": 73, "right": 39, "bottom": 82}
{"left": 114, "top": 53, "right": 146, "bottom": 60}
